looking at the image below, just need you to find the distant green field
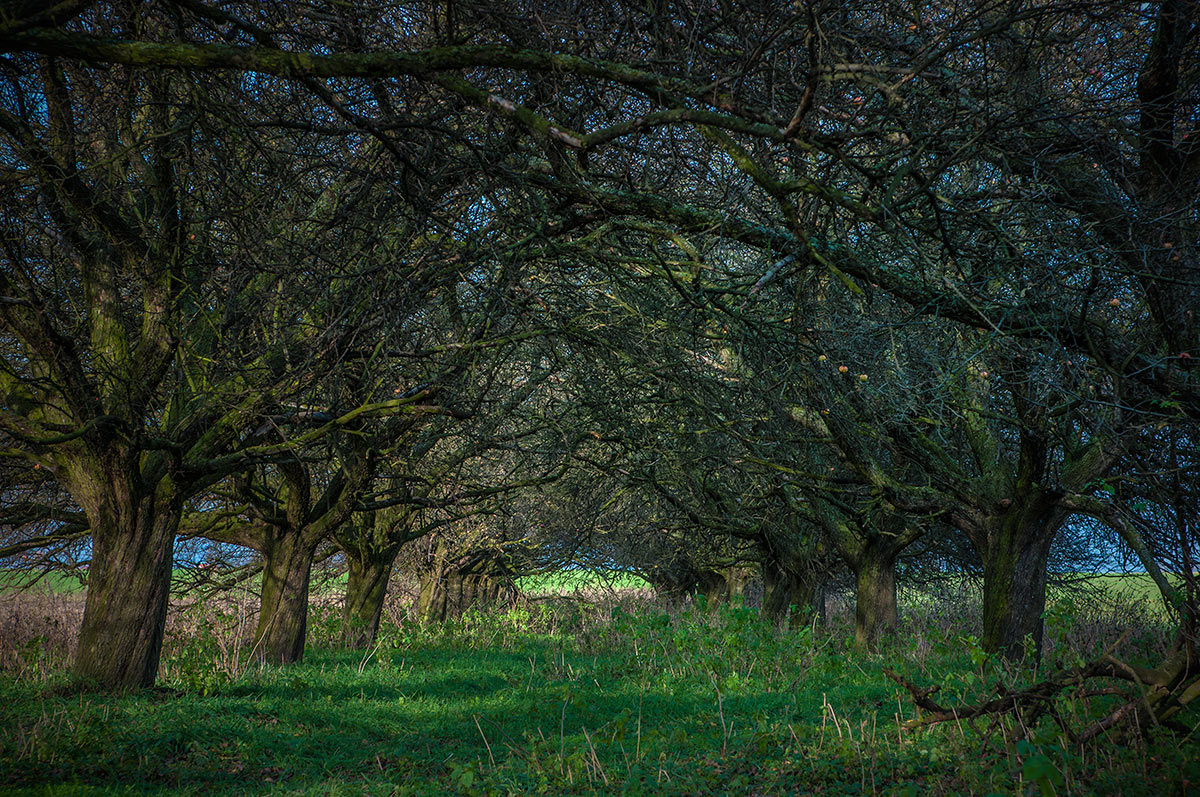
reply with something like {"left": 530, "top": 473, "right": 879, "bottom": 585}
{"left": 1049, "top": 573, "right": 1184, "bottom": 619}
{"left": 0, "top": 570, "right": 87, "bottom": 594}
{"left": 516, "top": 569, "right": 649, "bottom": 594}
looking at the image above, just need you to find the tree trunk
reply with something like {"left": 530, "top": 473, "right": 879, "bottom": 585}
{"left": 695, "top": 569, "right": 729, "bottom": 606}
{"left": 761, "top": 559, "right": 817, "bottom": 628}
{"left": 253, "top": 530, "right": 316, "bottom": 663}
{"left": 724, "top": 566, "right": 752, "bottom": 602}
{"left": 342, "top": 549, "right": 397, "bottom": 648}
{"left": 73, "top": 480, "right": 180, "bottom": 689}
{"left": 693, "top": 566, "right": 755, "bottom": 606}
{"left": 417, "top": 553, "right": 514, "bottom": 624}
{"left": 853, "top": 545, "right": 898, "bottom": 651}
{"left": 979, "top": 510, "right": 1059, "bottom": 660}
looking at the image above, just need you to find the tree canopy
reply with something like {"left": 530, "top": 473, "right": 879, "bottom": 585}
{"left": 0, "top": 0, "right": 1195, "bottom": 727}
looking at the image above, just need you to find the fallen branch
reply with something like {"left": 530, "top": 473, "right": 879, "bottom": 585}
{"left": 886, "top": 647, "right": 1199, "bottom": 740}
{"left": 884, "top": 662, "right": 1113, "bottom": 731}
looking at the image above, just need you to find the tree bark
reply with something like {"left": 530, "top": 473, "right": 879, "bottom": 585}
{"left": 417, "top": 551, "right": 514, "bottom": 623}
{"left": 695, "top": 568, "right": 729, "bottom": 605}
{"left": 815, "top": 501, "right": 917, "bottom": 652}
{"left": 253, "top": 529, "right": 316, "bottom": 663}
{"left": 761, "top": 558, "right": 817, "bottom": 628}
{"left": 853, "top": 544, "right": 898, "bottom": 651}
{"left": 724, "top": 566, "right": 752, "bottom": 601}
{"left": 342, "top": 548, "right": 397, "bottom": 648}
{"left": 73, "top": 478, "right": 180, "bottom": 689}
{"left": 978, "top": 507, "right": 1061, "bottom": 660}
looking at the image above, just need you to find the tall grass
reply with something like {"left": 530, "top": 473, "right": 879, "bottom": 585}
{"left": 0, "top": 573, "right": 1194, "bottom": 794}
{"left": 0, "top": 589, "right": 82, "bottom": 680}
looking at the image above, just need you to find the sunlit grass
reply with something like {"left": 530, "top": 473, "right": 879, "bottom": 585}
{"left": 516, "top": 569, "right": 649, "bottom": 595}
{"left": 0, "top": 569, "right": 89, "bottom": 594}
{"left": 1, "top": 587, "right": 1197, "bottom": 794}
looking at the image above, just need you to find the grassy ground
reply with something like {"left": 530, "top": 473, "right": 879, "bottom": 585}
{"left": 1, "top": 581, "right": 1197, "bottom": 795}
{"left": 516, "top": 570, "right": 649, "bottom": 595}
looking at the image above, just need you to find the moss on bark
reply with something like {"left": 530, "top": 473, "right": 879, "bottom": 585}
{"left": 342, "top": 551, "right": 397, "bottom": 649}
{"left": 253, "top": 530, "right": 316, "bottom": 664}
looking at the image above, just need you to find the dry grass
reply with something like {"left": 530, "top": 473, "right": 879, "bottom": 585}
{"left": 0, "top": 589, "right": 83, "bottom": 679}
{"left": 0, "top": 572, "right": 1177, "bottom": 687}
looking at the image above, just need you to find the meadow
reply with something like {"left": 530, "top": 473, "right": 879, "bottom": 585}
{"left": 0, "top": 574, "right": 1196, "bottom": 795}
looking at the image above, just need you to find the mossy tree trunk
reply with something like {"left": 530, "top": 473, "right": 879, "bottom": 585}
{"left": 761, "top": 558, "right": 818, "bottom": 628}
{"left": 852, "top": 546, "right": 898, "bottom": 651}
{"left": 645, "top": 562, "right": 750, "bottom": 606}
{"left": 759, "top": 525, "right": 826, "bottom": 629}
{"left": 695, "top": 568, "right": 730, "bottom": 605}
{"left": 816, "top": 503, "right": 921, "bottom": 652}
{"left": 644, "top": 563, "right": 706, "bottom": 601}
{"left": 976, "top": 503, "right": 1063, "bottom": 660}
{"left": 722, "top": 565, "right": 754, "bottom": 602}
{"left": 70, "top": 460, "right": 182, "bottom": 689}
{"left": 335, "top": 507, "right": 424, "bottom": 649}
{"left": 695, "top": 565, "right": 756, "bottom": 605}
{"left": 253, "top": 527, "right": 318, "bottom": 663}
{"left": 342, "top": 547, "right": 399, "bottom": 648}
{"left": 200, "top": 450, "right": 377, "bottom": 664}
{"left": 417, "top": 545, "right": 516, "bottom": 624}
{"left": 418, "top": 567, "right": 513, "bottom": 623}
{"left": 949, "top": 362, "right": 1112, "bottom": 661}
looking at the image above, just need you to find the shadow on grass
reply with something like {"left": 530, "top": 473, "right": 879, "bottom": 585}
{"left": 1, "top": 638, "right": 797, "bottom": 794}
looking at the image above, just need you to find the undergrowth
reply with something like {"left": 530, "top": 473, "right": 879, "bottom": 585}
{"left": 0, "top": 582, "right": 1196, "bottom": 795}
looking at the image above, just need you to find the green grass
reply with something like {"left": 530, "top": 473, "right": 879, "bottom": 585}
{"left": 516, "top": 569, "right": 649, "bottom": 595}
{"left": 1066, "top": 572, "right": 1181, "bottom": 602}
{"left": 1, "top": 596, "right": 1197, "bottom": 795}
{"left": 0, "top": 569, "right": 88, "bottom": 594}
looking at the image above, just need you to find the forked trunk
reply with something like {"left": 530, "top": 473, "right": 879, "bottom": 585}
{"left": 254, "top": 530, "right": 316, "bottom": 663}
{"left": 853, "top": 547, "right": 898, "bottom": 651}
{"left": 695, "top": 565, "right": 754, "bottom": 605}
{"left": 723, "top": 566, "right": 753, "bottom": 602}
{"left": 342, "top": 551, "right": 397, "bottom": 649}
{"left": 74, "top": 482, "right": 180, "bottom": 689}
